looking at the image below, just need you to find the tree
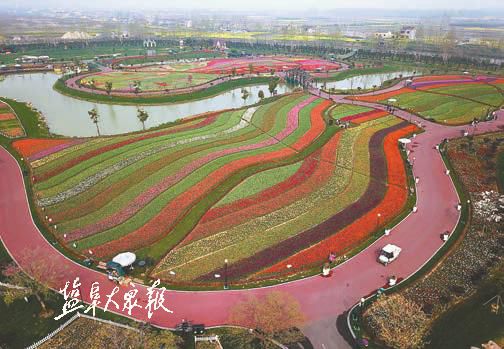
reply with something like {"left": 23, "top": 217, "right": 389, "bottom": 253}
{"left": 231, "top": 67, "right": 237, "bottom": 76}
{"left": 187, "top": 74, "right": 193, "bottom": 85}
{"left": 88, "top": 78, "right": 96, "bottom": 89}
{"left": 88, "top": 107, "right": 100, "bottom": 136}
{"left": 105, "top": 81, "right": 113, "bottom": 96}
{"left": 441, "top": 28, "right": 457, "bottom": 64}
{"left": 1, "top": 248, "right": 65, "bottom": 317}
{"left": 258, "top": 90, "right": 265, "bottom": 100}
{"left": 229, "top": 291, "right": 305, "bottom": 347}
{"left": 248, "top": 63, "right": 254, "bottom": 75}
{"left": 133, "top": 80, "right": 142, "bottom": 94}
{"left": 142, "top": 330, "right": 182, "bottom": 349}
{"left": 241, "top": 88, "right": 249, "bottom": 101}
{"left": 137, "top": 108, "right": 149, "bottom": 131}
{"left": 363, "top": 294, "right": 429, "bottom": 349}
{"left": 268, "top": 79, "right": 278, "bottom": 96}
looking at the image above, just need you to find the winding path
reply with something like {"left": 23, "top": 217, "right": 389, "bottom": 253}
{"left": 0, "top": 91, "right": 503, "bottom": 348}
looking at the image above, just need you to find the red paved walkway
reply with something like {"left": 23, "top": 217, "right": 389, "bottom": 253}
{"left": 0, "top": 97, "right": 502, "bottom": 348}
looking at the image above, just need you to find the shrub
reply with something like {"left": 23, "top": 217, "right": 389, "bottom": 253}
{"left": 363, "top": 294, "right": 429, "bottom": 349}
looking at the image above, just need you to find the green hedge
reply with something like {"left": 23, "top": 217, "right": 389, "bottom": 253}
{"left": 54, "top": 76, "right": 277, "bottom": 105}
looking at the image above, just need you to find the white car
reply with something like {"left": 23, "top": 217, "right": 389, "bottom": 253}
{"left": 378, "top": 244, "right": 402, "bottom": 265}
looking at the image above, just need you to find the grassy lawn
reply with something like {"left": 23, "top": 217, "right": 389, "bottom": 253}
{"left": 428, "top": 83, "right": 504, "bottom": 107}
{"left": 329, "top": 104, "right": 373, "bottom": 119}
{"left": 427, "top": 290, "right": 504, "bottom": 348}
{"left": 390, "top": 90, "right": 493, "bottom": 124}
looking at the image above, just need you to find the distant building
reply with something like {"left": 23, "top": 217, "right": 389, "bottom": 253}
{"left": 143, "top": 39, "right": 157, "bottom": 48}
{"left": 185, "top": 20, "right": 193, "bottom": 28}
{"left": 399, "top": 26, "right": 416, "bottom": 40}
{"left": 16, "top": 55, "right": 51, "bottom": 64}
{"left": 61, "top": 31, "right": 92, "bottom": 40}
{"left": 374, "top": 31, "right": 394, "bottom": 39}
{"left": 215, "top": 40, "right": 227, "bottom": 50}
{"left": 374, "top": 26, "right": 416, "bottom": 40}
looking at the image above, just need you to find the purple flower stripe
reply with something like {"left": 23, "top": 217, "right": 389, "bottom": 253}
{"left": 65, "top": 96, "right": 316, "bottom": 241}
{"left": 28, "top": 139, "right": 87, "bottom": 161}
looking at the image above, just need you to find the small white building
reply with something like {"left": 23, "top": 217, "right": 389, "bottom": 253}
{"left": 374, "top": 31, "right": 394, "bottom": 39}
{"left": 16, "top": 55, "right": 51, "bottom": 64}
{"left": 400, "top": 26, "right": 416, "bottom": 40}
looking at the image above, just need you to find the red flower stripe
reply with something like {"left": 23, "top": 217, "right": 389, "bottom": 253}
{"left": 0, "top": 113, "right": 16, "bottom": 121}
{"left": 340, "top": 110, "right": 388, "bottom": 122}
{"left": 352, "top": 111, "right": 389, "bottom": 124}
{"left": 413, "top": 75, "right": 468, "bottom": 82}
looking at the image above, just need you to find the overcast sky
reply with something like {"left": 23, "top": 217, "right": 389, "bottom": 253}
{"left": 5, "top": 0, "right": 504, "bottom": 10}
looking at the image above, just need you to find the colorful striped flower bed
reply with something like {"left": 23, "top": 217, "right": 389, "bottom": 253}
{"left": 0, "top": 101, "right": 25, "bottom": 139}
{"left": 190, "top": 56, "right": 341, "bottom": 74}
{"left": 20, "top": 92, "right": 417, "bottom": 286}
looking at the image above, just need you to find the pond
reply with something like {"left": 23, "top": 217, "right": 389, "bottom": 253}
{"left": 316, "top": 71, "right": 420, "bottom": 90}
{"left": 0, "top": 73, "right": 293, "bottom": 137}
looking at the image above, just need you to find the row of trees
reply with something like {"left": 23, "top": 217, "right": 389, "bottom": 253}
{"left": 88, "top": 106, "right": 149, "bottom": 136}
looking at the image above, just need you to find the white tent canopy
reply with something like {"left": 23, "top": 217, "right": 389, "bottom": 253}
{"left": 398, "top": 138, "right": 412, "bottom": 144}
{"left": 387, "top": 98, "right": 397, "bottom": 103}
{"left": 112, "top": 252, "right": 136, "bottom": 267}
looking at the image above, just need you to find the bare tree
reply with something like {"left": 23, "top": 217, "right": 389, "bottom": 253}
{"left": 229, "top": 291, "right": 305, "bottom": 346}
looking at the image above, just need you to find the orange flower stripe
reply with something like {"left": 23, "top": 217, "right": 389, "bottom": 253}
{"left": 13, "top": 138, "right": 73, "bottom": 158}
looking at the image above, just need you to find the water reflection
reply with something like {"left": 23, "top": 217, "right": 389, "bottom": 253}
{"left": 0, "top": 73, "right": 292, "bottom": 137}
{"left": 316, "top": 71, "right": 419, "bottom": 90}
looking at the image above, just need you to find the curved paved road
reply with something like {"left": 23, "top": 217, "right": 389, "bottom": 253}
{"left": 0, "top": 96, "right": 503, "bottom": 348}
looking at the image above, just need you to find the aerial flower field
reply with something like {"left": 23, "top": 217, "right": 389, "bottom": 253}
{"left": 14, "top": 92, "right": 418, "bottom": 286}
{"left": 79, "top": 56, "right": 342, "bottom": 93}
{"left": 350, "top": 75, "right": 504, "bottom": 124}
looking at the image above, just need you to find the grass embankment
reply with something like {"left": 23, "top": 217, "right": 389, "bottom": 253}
{"left": 427, "top": 289, "right": 504, "bottom": 348}
{"left": 54, "top": 76, "right": 276, "bottom": 105}
{"left": 316, "top": 64, "right": 416, "bottom": 82}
